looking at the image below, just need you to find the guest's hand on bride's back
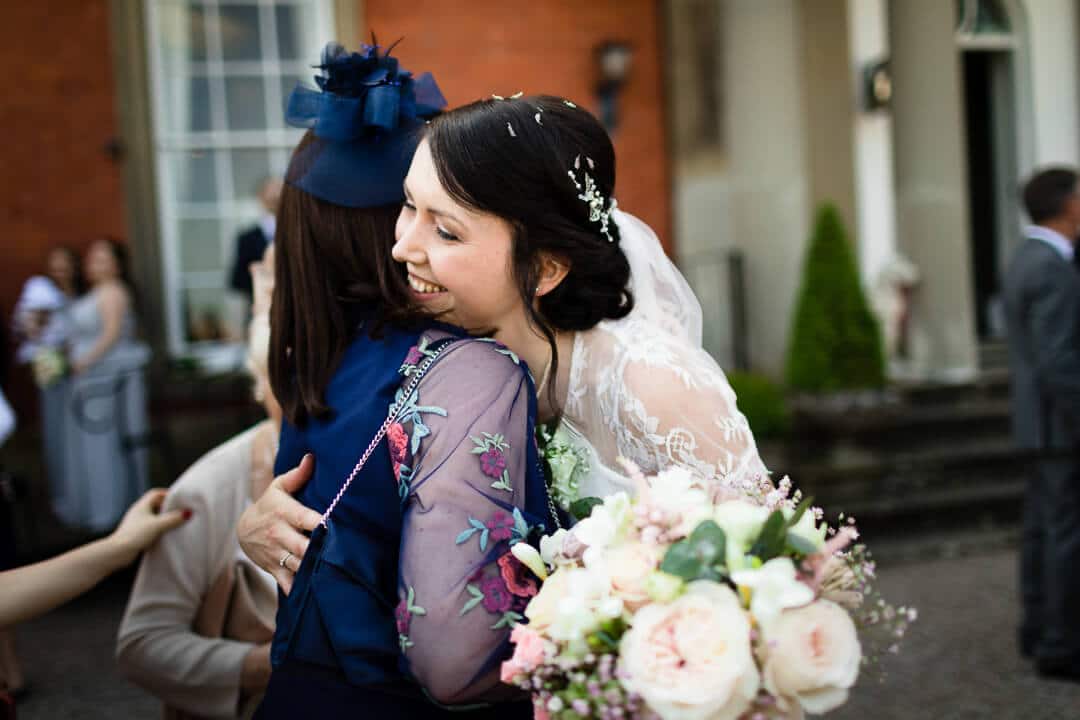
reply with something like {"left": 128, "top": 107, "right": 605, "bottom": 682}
{"left": 237, "top": 454, "right": 321, "bottom": 594}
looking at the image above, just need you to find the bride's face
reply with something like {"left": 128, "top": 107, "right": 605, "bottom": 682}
{"left": 393, "top": 140, "right": 525, "bottom": 332}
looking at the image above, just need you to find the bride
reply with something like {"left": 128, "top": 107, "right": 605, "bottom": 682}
{"left": 239, "top": 95, "right": 768, "bottom": 590}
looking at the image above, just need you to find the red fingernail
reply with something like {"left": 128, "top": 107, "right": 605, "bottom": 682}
{"left": 182, "top": 509, "right": 193, "bottom": 520}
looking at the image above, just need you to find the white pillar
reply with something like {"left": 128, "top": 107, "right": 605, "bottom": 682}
{"left": 847, "top": 0, "right": 897, "bottom": 286}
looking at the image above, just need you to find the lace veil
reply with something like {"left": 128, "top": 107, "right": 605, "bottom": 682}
{"left": 559, "top": 210, "right": 768, "bottom": 502}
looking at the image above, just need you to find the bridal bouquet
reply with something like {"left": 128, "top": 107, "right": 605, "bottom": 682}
{"left": 501, "top": 464, "right": 914, "bottom": 720}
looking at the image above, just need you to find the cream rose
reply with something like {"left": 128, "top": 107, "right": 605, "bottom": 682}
{"left": 619, "top": 581, "right": 759, "bottom": 720}
{"left": 525, "top": 568, "right": 573, "bottom": 631}
{"left": 761, "top": 599, "right": 861, "bottom": 715}
{"left": 604, "top": 542, "right": 661, "bottom": 611}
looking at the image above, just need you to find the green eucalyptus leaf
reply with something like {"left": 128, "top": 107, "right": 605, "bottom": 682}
{"left": 570, "top": 497, "right": 603, "bottom": 521}
{"left": 750, "top": 510, "right": 787, "bottom": 561}
{"left": 688, "top": 520, "right": 727, "bottom": 566}
{"left": 660, "top": 540, "right": 703, "bottom": 580}
{"left": 787, "top": 495, "right": 815, "bottom": 529}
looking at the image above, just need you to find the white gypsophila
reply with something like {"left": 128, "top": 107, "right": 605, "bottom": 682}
{"left": 619, "top": 581, "right": 759, "bottom": 720}
{"left": 730, "top": 557, "right": 815, "bottom": 636}
{"left": 712, "top": 501, "right": 770, "bottom": 570}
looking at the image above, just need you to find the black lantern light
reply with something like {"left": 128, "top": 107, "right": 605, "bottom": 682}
{"left": 595, "top": 40, "right": 633, "bottom": 131}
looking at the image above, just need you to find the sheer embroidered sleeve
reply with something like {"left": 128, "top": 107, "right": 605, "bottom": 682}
{"left": 395, "top": 338, "right": 544, "bottom": 706}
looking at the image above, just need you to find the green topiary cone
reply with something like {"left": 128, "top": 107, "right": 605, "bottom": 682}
{"left": 785, "top": 203, "right": 886, "bottom": 392}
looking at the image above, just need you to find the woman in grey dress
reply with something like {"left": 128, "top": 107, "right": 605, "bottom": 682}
{"left": 59, "top": 238, "right": 150, "bottom": 531}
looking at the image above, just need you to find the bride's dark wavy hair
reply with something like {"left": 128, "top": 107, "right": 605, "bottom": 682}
{"left": 425, "top": 96, "right": 634, "bottom": 404}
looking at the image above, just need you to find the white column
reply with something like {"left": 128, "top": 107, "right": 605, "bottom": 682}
{"left": 1024, "top": 0, "right": 1079, "bottom": 167}
{"left": 847, "top": 0, "right": 897, "bottom": 287}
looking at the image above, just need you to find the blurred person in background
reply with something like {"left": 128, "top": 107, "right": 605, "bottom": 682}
{"left": 12, "top": 247, "right": 85, "bottom": 521}
{"left": 230, "top": 178, "right": 281, "bottom": 303}
{"left": 1004, "top": 167, "right": 1080, "bottom": 682}
{"left": 117, "top": 247, "right": 279, "bottom": 719}
{"left": 59, "top": 237, "right": 150, "bottom": 531}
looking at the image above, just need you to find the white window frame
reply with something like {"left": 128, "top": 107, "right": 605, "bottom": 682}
{"left": 145, "top": 0, "right": 334, "bottom": 364}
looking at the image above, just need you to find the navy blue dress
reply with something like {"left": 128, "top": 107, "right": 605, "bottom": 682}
{"left": 256, "top": 323, "right": 554, "bottom": 719}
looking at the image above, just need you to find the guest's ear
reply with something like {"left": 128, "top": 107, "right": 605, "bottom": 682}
{"left": 534, "top": 253, "right": 570, "bottom": 297}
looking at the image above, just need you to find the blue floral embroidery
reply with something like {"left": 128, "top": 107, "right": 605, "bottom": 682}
{"left": 398, "top": 335, "right": 441, "bottom": 377}
{"left": 393, "top": 386, "right": 447, "bottom": 455}
{"left": 475, "top": 337, "right": 521, "bottom": 365}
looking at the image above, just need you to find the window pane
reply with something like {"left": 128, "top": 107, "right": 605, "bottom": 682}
{"left": 975, "top": 0, "right": 1011, "bottom": 33}
{"left": 225, "top": 76, "right": 267, "bottom": 130}
{"left": 219, "top": 4, "right": 262, "bottom": 61}
{"left": 184, "top": 286, "right": 228, "bottom": 342}
{"left": 231, "top": 148, "right": 272, "bottom": 201}
{"left": 178, "top": 219, "right": 223, "bottom": 273}
{"left": 184, "top": 75, "right": 214, "bottom": 133}
{"left": 275, "top": 4, "right": 309, "bottom": 60}
{"left": 169, "top": 150, "right": 219, "bottom": 204}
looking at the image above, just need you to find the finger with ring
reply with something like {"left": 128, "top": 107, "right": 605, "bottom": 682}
{"left": 279, "top": 551, "right": 294, "bottom": 569}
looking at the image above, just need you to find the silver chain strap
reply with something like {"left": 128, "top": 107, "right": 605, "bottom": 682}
{"left": 319, "top": 339, "right": 455, "bottom": 528}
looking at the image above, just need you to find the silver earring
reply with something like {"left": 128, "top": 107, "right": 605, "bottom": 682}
{"left": 535, "top": 285, "right": 541, "bottom": 295}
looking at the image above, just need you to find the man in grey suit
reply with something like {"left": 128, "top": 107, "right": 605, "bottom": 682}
{"left": 1004, "top": 167, "right": 1080, "bottom": 680}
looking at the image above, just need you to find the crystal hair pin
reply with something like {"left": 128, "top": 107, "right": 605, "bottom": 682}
{"left": 567, "top": 155, "right": 617, "bottom": 242}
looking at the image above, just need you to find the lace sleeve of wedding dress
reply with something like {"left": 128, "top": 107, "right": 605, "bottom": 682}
{"left": 395, "top": 339, "right": 543, "bottom": 706}
{"left": 567, "top": 319, "right": 769, "bottom": 500}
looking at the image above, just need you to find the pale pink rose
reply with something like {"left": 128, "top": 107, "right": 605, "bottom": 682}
{"left": 761, "top": 599, "right": 862, "bottom": 715}
{"left": 532, "top": 698, "right": 551, "bottom": 720}
{"left": 500, "top": 625, "right": 548, "bottom": 684}
{"left": 619, "top": 582, "right": 759, "bottom": 720}
{"left": 605, "top": 542, "right": 661, "bottom": 611}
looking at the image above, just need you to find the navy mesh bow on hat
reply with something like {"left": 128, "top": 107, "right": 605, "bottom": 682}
{"left": 284, "top": 40, "right": 447, "bottom": 208}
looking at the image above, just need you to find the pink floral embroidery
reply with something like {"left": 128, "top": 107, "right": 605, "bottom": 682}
{"left": 479, "top": 448, "right": 508, "bottom": 478}
{"left": 480, "top": 575, "right": 513, "bottom": 613}
{"left": 487, "top": 510, "right": 514, "bottom": 541}
{"left": 394, "top": 599, "right": 411, "bottom": 635}
{"left": 498, "top": 552, "right": 539, "bottom": 598}
{"left": 387, "top": 422, "right": 408, "bottom": 479}
{"left": 404, "top": 346, "right": 423, "bottom": 367}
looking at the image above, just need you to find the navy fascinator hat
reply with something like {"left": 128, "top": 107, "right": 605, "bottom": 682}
{"left": 284, "top": 40, "right": 446, "bottom": 208}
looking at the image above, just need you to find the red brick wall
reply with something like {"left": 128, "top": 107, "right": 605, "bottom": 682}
{"left": 363, "top": 0, "right": 672, "bottom": 251}
{"left": 0, "top": 1, "right": 126, "bottom": 406}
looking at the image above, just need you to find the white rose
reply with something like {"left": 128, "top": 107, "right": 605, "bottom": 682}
{"left": 539, "top": 529, "right": 569, "bottom": 566}
{"left": 603, "top": 541, "right": 661, "bottom": 611}
{"left": 575, "top": 492, "right": 632, "bottom": 566}
{"left": 713, "top": 501, "right": 770, "bottom": 569}
{"left": 761, "top": 599, "right": 862, "bottom": 715}
{"left": 619, "top": 582, "right": 759, "bottom": 720}
{"left": 731, "top": 557, "right": 814, "bottom": 634}
{"left": 646, "top": 467, "right": 708, "bottom": 516}
{"left": 528, "top": 567, "right": 615, "bottom": 656}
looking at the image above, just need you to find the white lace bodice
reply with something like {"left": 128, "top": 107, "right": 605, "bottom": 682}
{"left": 561, "top": 317, "right": 768, "bottom": 501}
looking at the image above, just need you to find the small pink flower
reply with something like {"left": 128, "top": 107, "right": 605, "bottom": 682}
{"left": 394, "top": 599, "right": 410, "bottom": 635}
{"left": 480, "top": 575, "right": 513, "bottom": 613}
{"left": 480, "top": 448, "right": 508, "bottom": 478}
{"left": 532, "top": 698, "right": 551, "bottom": 720}
{"left": 487, "top": 510, "right": 514, "bottom": 541}
{"left": 500, "top": 625, "right": 548, "bottom": 683}
{"left": 388, "top": 422, "right": 408, "bottom": 479}
{"left": 403, "top": 346, "right": 423, "bottom": 367}
{"left": 498, "top": 552, "right": 539, "bottom": 598}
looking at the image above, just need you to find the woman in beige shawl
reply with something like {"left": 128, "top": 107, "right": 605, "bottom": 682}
{"left": 117, "top": 248, "right": 279, "bottom": 719}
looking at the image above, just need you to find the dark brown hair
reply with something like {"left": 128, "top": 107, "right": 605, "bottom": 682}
{"left": 269, "top": 131, "right": 426, "bottom": 426}
{"left": 1022, "top": 166, "right": 1079, "bottom": 224}
{"left": 425, "top": 96, "right": 633, "bottom": 407}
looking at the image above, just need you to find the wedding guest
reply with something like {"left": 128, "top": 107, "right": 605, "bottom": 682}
{"left": 12, "top": 247, "right": 85, "bottom": 521}
{"left": 117, "top": 248, "right": 280, "bottom": 719}
{"left": 58, "top": 238, "right": 151, "bottom": 531}
{"left": 0, "top": 488, "right": 188, "bottom": 628}
{"left": 1004, "top": 166, "right": 1080, "bottom": 681}
{"left": 229, "top": 178, "right": 281, "bottom": 303}
{"left": 249, "top": 42, "right": 551, "bottom": 719}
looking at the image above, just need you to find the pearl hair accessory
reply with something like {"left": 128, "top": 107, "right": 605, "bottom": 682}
{"left": 567, "top": 155, "right": 617, "bottom": 242}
